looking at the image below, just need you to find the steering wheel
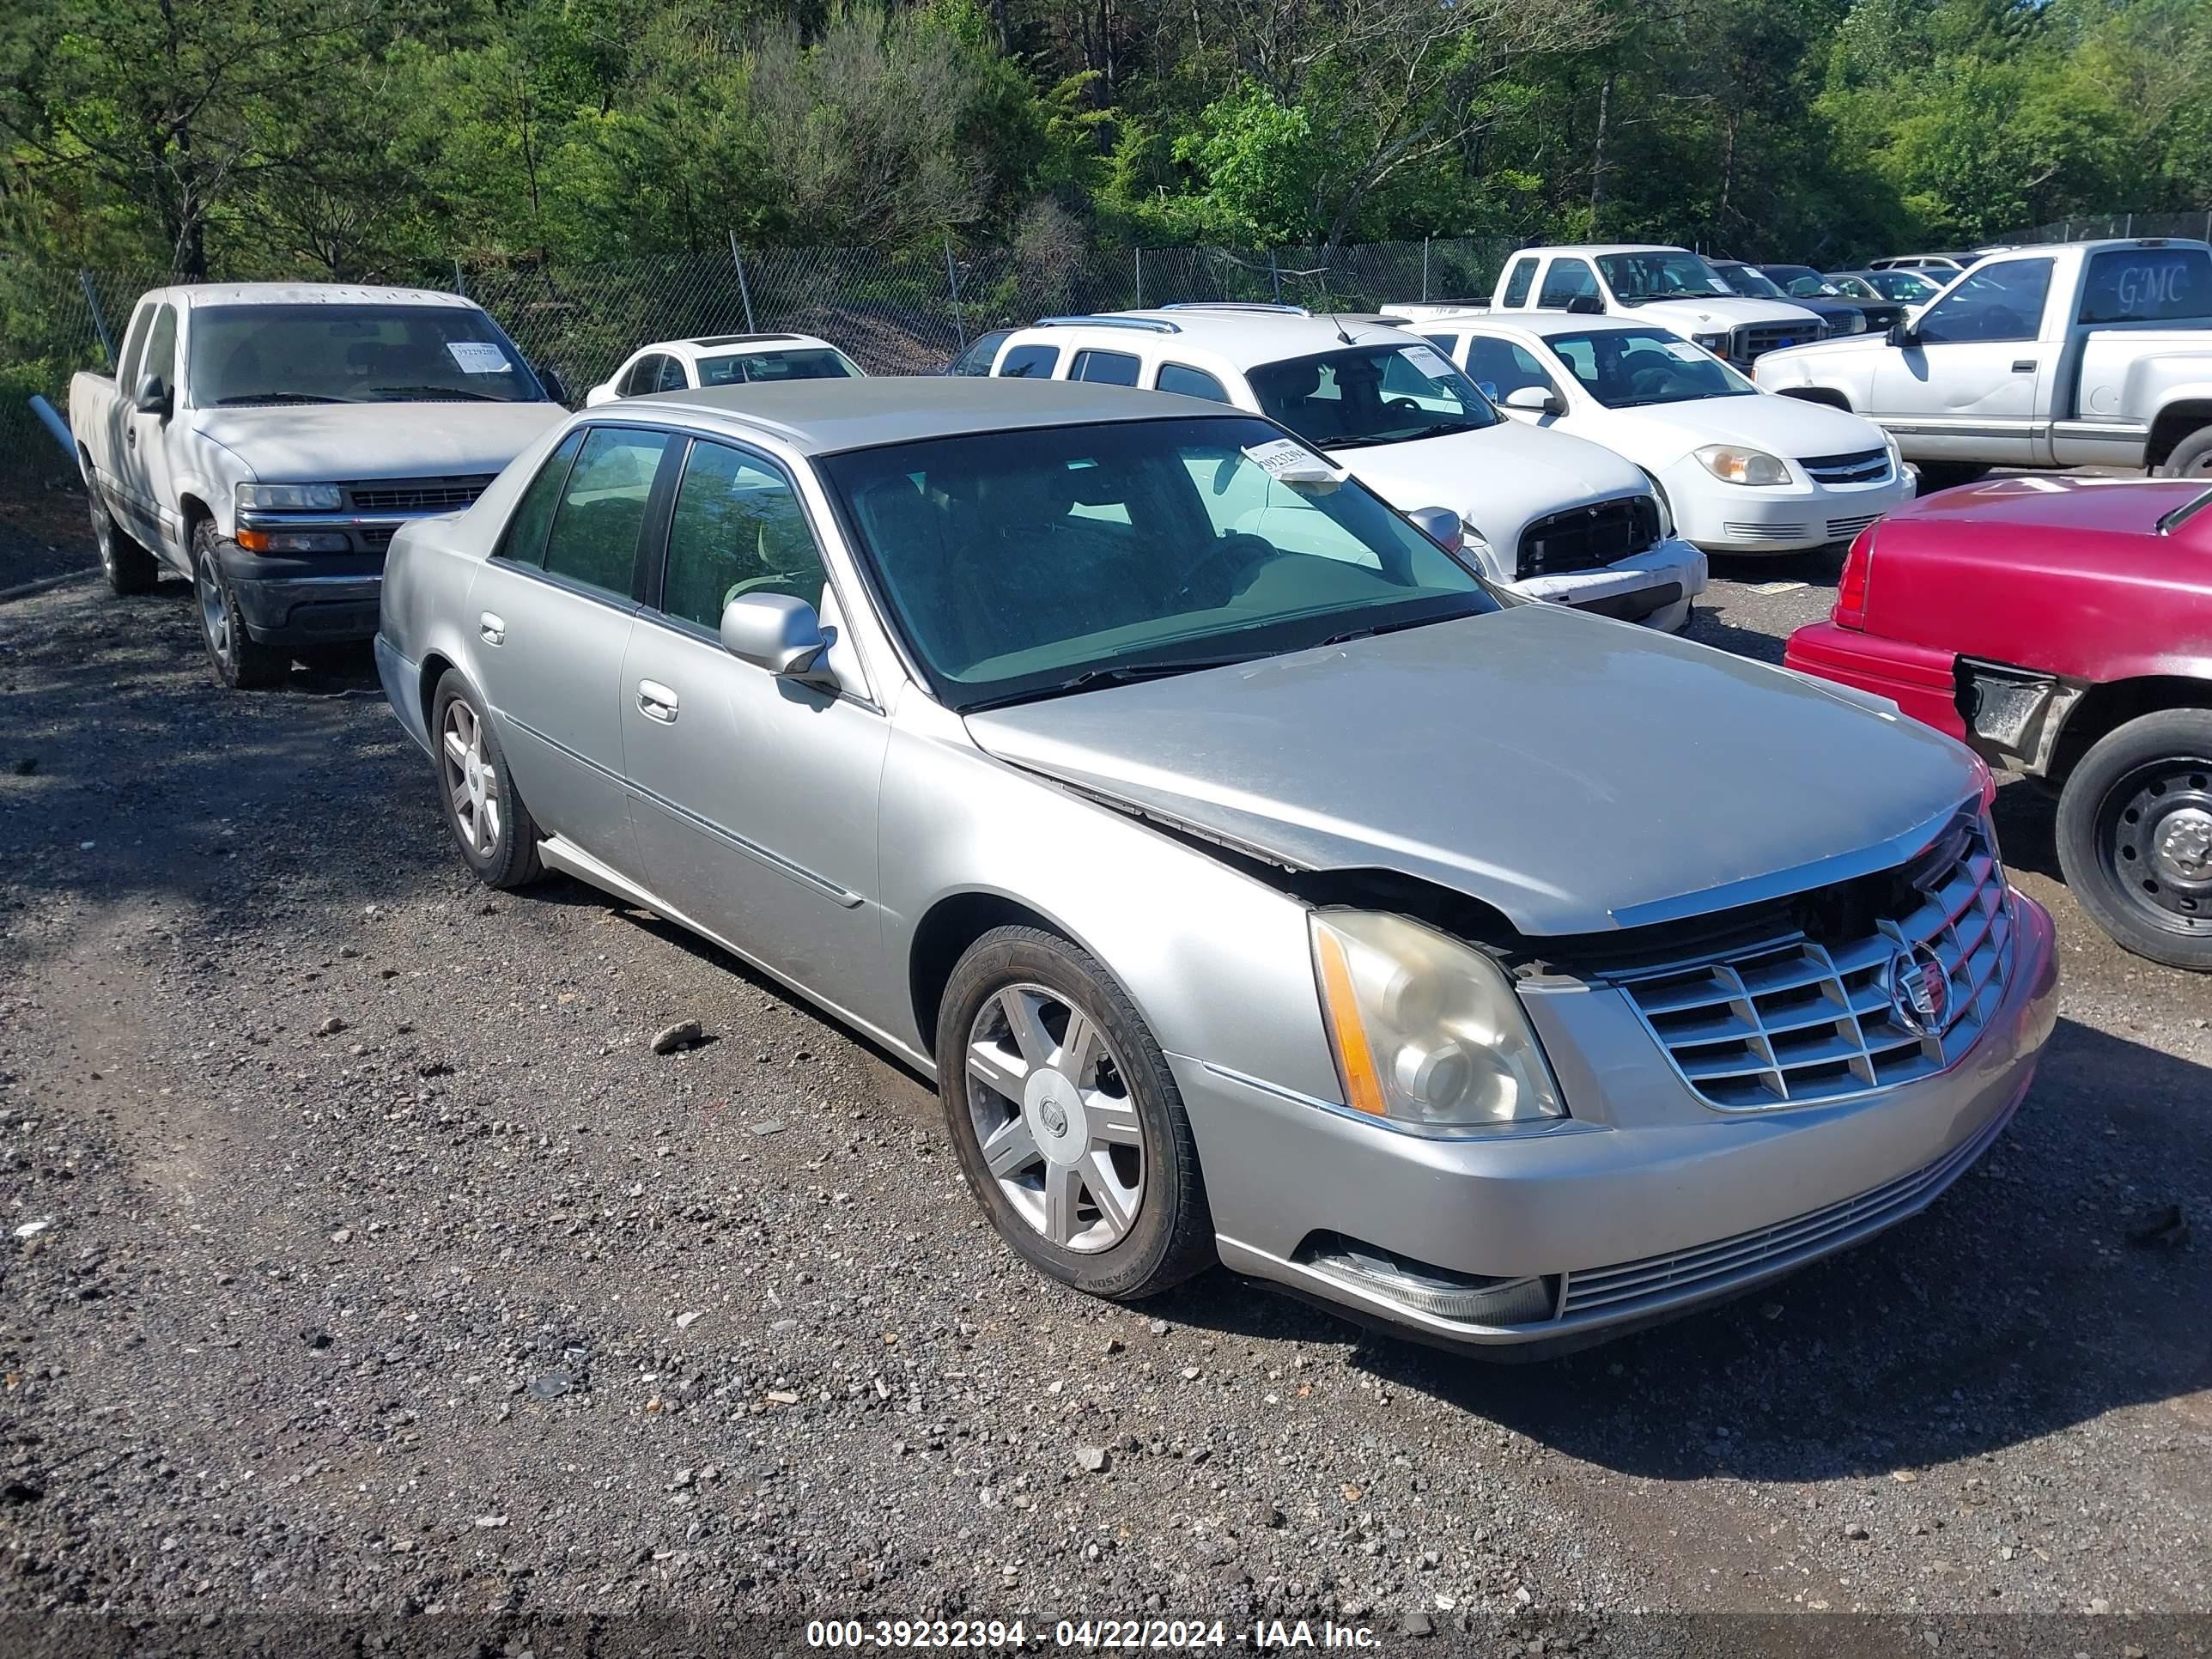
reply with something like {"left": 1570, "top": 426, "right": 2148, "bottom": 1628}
{"left": 1626, "top": 365, "right": 1676, "bottom": 400}
{"left": 1171, "top": 532, "right": 1276, "bottom": 608}
{"left": 1384, "top": 396, "right": 1424, "bottom": 416}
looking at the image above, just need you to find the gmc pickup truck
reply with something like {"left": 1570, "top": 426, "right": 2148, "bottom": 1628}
{"left": 1475, "top": 245, "right": 1827, "bottom": 368}
{"left": 1754, "top": 239, "right": 2212, "bottom": 489}
{"left": 71, "top": 283, "right": 567, "bottom": 687}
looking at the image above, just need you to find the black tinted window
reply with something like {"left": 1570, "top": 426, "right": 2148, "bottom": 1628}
{"left": 1155, "top": 362, "right": 1229, "bottom": 402}
{"left": 1501, "top": 258, "right": 1538, "bottom": 307}
{"left": 1420, "top": 333, "right": 1461, "bottom": 359}
{"left": 659, "top": 441, "right": 827, "bottom": 629}
{"left": 1466, "top": 336, "right": 1556, "bottom": 400}
{"left": 1072, "top": 349, "right": 1140, "bottom": 386}
{"left": 998, "top": 344, "right": 1059, "bottom": 378}
{"left": 498, "top": 431, "right": 585, "bottom": 568}
{"left": 540, "top": 428, "right": 670, "bottom": 598}
{"left": 142, "top": 305, "right": 179, "bottom": 392}
{"left": 1539, "top": 259, "right": 1599, "bottom": 308}
{"left": 653, "top": 356, "right": 690, "bottom": 393}
{"left": 2079, "top": 248, "right": 2212, "bottom": 324}
{"left": 950, "top": 330, "right": 1010, "bottom": 376}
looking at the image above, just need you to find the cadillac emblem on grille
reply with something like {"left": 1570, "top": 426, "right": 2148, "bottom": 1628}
{"left": 1886, "top": 943, "right": 1949, "bottom": 1036}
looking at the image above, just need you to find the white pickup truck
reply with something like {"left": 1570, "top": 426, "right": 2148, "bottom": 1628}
{"left": 71, "top": 283, "right": 567, "bottom": 687}
{"left": 1472, "top": 245, "right": 1827, "bottom": 368}
{"left": 1754, "top": 238, "right": 2212, "bottom": 488}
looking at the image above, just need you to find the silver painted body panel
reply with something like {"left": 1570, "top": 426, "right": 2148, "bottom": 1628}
{"left": 377, "top": 379, "right": 2057, "bottom": 1350}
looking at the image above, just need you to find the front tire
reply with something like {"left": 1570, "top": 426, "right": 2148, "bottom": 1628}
{"left": 91, "top": 489, "right": 158, "bottom": 595}
{"left": 2055, "top": 708, "right": 2212, "bottom": 971}
{"left": 430, "top": 670, "right": 544, "bottom": 890}
{"left": 192, "top": 522, "right": 287, "bottom": 689}
{"left": 2154, "top": 425, "right": 2212, "bottom": 480}
{"left": 936, "top": 926, "right": 1214, "bottom": 1300}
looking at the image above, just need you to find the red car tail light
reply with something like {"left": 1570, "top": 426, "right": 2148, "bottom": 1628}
{"left": 1834, "top": 526, "right": 1875, "bottom": 629}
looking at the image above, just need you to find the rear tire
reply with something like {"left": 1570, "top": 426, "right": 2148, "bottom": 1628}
{"left": 91, "top": 489, "right": 158, "bottom": 595}
{"left": 2055, "top": 708, "right": 2212, "bottom": 972}
{"left": 2154, "top": 426, "right": 2212, "bottom": 480}
{"left": 936, "top": 925, "right": 1214, "bottom": 1301}
{"left": 430, "top": 670, "right": 544, "bottom": 890}
{"left": 192, "top": 521, "right": 287, "bottom": 690}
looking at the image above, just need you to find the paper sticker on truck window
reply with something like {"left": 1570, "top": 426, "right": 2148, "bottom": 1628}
{"left": 1401, "top": 345, "right": 1457, "bottom": 380}
{"left": 1664, "top": 342, "right": 1708, "bottom": 361}
{"left": 1243, "top": 438, "right": 1344, "bottom": 492}
{"left": 446, "top": 342, "right": 510, "bottom": 374}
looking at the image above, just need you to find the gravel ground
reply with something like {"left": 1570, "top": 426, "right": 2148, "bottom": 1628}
{"left": 0, "top": 514, "right": 2207, "bottom": 1655}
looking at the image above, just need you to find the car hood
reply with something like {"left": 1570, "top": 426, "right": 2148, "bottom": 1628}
{"left": 189, "top": 401, "right": 567, "bottom": 483}
{"left": 964, "top": 602, "right": 1976, "bottom": 936}
{"left": 1607, "top": 394, "right": 1889, "bottom": 462}
{"left": 1633, "top": 296, "right": 1824, "bottom": 331}
{"left": 1328, "top": 421, "right": 1650, "bottom": 549}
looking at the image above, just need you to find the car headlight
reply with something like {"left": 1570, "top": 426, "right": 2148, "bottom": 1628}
{"left": 1694, "top": 445, "right": 1792, "bottom": 486}
{"left": 1691, "top": 331, "right": 1731, "bottom": 355}
{"left": 237, "top": 483, "right": 343, "bottom": 512}
{"left": 1310, "top": 910, "right": 1565, "bottom": 1131}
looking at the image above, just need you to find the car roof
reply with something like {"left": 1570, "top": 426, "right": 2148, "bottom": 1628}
{"left": 626, "top": 376, "right": 1243, "bottom": 455}
{"left": 1005, "top": 307, "right": 1425, "bottom": 372}
{"left": 1511, "top": 244, "right": 1691, "bottom": 258}
{"left": 639, "top": 332, "right": 836, "bottom": 359}
{"left": 1423, "top": 309, "right": 1664, "bottom": 341}
{"left": 166, "top": 283, "right": 482, "bottom": 310}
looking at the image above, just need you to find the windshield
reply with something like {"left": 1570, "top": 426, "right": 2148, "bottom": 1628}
{"left": 1245, "top": 343, "right": 1498, "bottom": 449}
{"left": 1869, "top": 270, "right": 1941, "bottom": 302}
{"left": 697, "top": 346, "right": 860, "bottom": 386}
{"left": 819, "top": 415, "right": 1497, "bottom": 712}
{"left": 186, "top": 304, "right": 545, "bottom": 406}
{"left": 1595, "top": 252, "right": 1732, "bottom": 305}
{"left": 1545, "top": 329, "right": 1758, "bottom": 408}
{"left": 1716, "top": 264, "right": 1789, "bottom": 300}
{"left": 1763, "top": 265, "right": 1843, "bottom": 298}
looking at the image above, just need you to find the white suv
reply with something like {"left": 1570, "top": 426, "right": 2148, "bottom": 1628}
{"left": 586, "top": 332, "right": 863, "bottom": 404}
{"left": 982, "top": 304, "right": 1707, "bottom": 630}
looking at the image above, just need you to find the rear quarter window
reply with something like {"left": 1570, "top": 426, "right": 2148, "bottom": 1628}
{"left": 1501, "top": 258, "right": 1538, "bottom": 308}
{"left": 997, "top": 344, "right": 1060, "bottom": 379}
{"left": 2078, "top": 248, "right": 2212, "bottom": 324}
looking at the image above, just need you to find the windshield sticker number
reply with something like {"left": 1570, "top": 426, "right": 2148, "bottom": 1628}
{"left": 1243, "top": 438, "right": 1344, "bottom": 492}
{"left": 1402, "top": 345, "right": 1457, "bottom": 380}
{"left": 1664, "top": 342, "right": 1708, "bottom": 362}
{"left": 446, "top": 342, "right": 511, "bottom": 374}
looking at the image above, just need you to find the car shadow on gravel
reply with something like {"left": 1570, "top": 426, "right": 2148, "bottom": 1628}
{"left": 1152, "top": 1015, "right": 2211, "bottom": 1482}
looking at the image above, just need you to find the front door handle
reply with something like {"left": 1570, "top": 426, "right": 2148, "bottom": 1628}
{"left": 2011, "top": 359, "right": 2036, "bottom": 374}
{"left": 637, "top": 679, "right": 679, "bottom": 723}
{"left": 125, "top": 424, "right": 137, "bottom": 449}
{"left": 479, "top": 611, "right": 506, "bottom": 646}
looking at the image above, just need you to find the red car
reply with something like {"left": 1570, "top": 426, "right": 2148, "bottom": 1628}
{"left": 1786, "top": 476, "right": 2212, "bottom": 970}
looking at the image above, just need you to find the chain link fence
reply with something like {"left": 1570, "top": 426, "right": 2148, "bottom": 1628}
{"left": 2002, "top": 210, "right": 2212, "bottom": 246}
{"left": 1, "top": 234, "right": 1522, "bottom": 489}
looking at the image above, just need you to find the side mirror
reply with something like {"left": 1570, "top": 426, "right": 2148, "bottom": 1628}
{"left": 721, "top": 592, "right": 836, "bottom": 685}
{"left": 536, "top": 364, "right": 572, "bottom": 406}
{"left": 1503, "top": 386, "right": 1563, "bottom": 416}
{"left": 1407, "top": 505, "right": 1463, "bottom": 550}
{"left": 132, "top": 372, "right": 172, "bottom": 419}
{"left": 1565, "top": 294, "right": 1605, "bottom": 316}
{"left": 1886, "top": 319, "right": 1917, "bottom": 348}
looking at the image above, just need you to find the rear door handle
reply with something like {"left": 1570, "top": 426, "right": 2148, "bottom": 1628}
{"left": 479, "top": 611, "right": 506, "bottom": 646}
{"left": 637, "top": 679, "right": 679, "bottom": 723}
{"left": 2011, "top": 360, "right": 2036, "bottom": 373}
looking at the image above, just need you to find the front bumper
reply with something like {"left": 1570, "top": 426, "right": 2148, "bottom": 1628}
{"left": 215, "top": 539, "right": 385, "bottom": 645}
{"left": 1785, "top": 619, "right": 1966, "bottom": 740}
{"left": 1185, "top": 892, "right": 2057, "bottom": 1352}
{"left": 1504, "top": 536, "right": 1708, "bottom": 631}
{"left": 1672, "top": 467, "right": 1916, "bottom": 555}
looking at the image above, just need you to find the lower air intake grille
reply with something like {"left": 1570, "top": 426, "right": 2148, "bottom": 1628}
{"left": 1826, "top": 512, "right": 1884, "bottom": 541}
{"left": 1516, "top": 495, "right": 1660, "bottom": 579}
{"left": 1618, "top": 811, "right": 2014, "bottom": 1109}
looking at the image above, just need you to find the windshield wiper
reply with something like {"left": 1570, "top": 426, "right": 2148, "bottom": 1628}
{"left": 362, "top": 386, "right": 501, "bottom": 402}
{"left": 965, "top": 653, "right": 1260, "bottom": 711}
{"left": 1396, "top": 422, "right": 1486, "bottom": 442}
{"left": 1316, "top": 608, "right": 1480, "bottom": 649}
{"left": 216, "top": 392, "right": 344, "bottom": 406}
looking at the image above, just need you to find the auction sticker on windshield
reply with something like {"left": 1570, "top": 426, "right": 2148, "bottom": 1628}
{"left": 1401, "top": 344, "right": 1458, "bottom": 380}
{"left": 1243, "top": 437, "right": 1344, "bottom": 490}
{"left": 446, "top": 342, "right": 510, "bottom": 374}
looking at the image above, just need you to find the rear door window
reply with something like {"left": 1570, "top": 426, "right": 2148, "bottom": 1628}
{"left": 997, "top": 344, "right": 1060, "bottom": 379}
{"left": 539, "top": 427, "right": 673, "bottom": 599}
{"left": 1071, "top": 349, "right": 1141, "bottom": 386}
{"left": 2077, "top": 247, "right": 2212, "bottom": 324}
{"left": 497, "top": 431, "right": 586, "bottom": 568}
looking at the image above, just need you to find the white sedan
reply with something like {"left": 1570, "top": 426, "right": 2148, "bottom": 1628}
{"left": 1413, "top": 310, "right": 1915, "bottom": 556}
{"left": 585, "top": 331, "right": 864, "bottom": 406}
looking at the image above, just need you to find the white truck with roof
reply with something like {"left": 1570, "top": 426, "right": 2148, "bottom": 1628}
{"left": 981, "top": 303, "right": 1707, "bottom": 629}
{"left": 70, "top": 283, "right": 568, "bottom": 688}
{"left": 585, "top": 331, "right": 864, "bottom": 404}
{"left": 1753, "top": 238, "right": 2212, "bottom": 489}
{"left": 1474, "top": 245, "right": 1827, "bottom": 368}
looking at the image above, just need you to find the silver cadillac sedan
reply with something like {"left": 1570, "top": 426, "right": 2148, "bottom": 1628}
{"left": 375, "top": 378, "right": 2057, "bottom": 1352}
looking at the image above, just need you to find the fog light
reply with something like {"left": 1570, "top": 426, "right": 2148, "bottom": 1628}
{"left": 1304, "top": 1236, "right": 1559, "bottom": 1325}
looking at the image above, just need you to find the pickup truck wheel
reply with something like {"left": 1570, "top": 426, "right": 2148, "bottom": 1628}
{"left": 2056, "top": 708, "right": 2212, "bottom": 971}
{"left": 191, "top": 524, "right": 287, "bottom": 690}
{"left": 430, "top": 671, "right": 543, "bottom": 890}
{"left": 2154, "top": 427, "right": 2212, "bottom": 480}
{"left": 936, "top": 926, "right": 1214, "bottom": 1301}
{"left": 91, "top": 492, "right": 158, "bottom": 595}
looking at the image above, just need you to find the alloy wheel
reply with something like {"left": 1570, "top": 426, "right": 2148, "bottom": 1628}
{"left": 90, "top": 497, "right": 115, "bottom": 577}
{"left": 964, "top": 983, "right": 1144, "bottom": 1254}
{"left": 195, "top": 552, "right": 232, "bottom": 666}
{"left": 441, "top": 699, "right": 503, "bottom": 858}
